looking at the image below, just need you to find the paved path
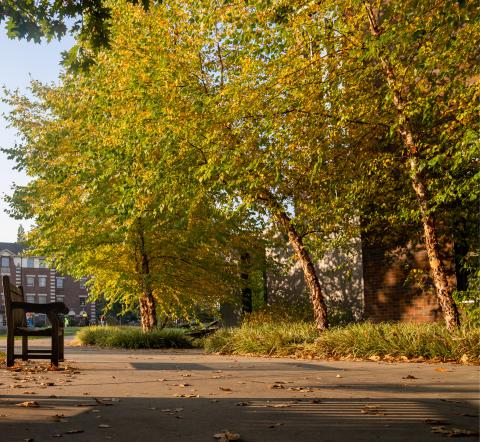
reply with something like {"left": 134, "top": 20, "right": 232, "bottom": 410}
{"left": 0, "top": 341, "right": 478, "bottom": 441}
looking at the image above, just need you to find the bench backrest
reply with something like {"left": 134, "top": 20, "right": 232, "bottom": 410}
{"left": 2, "top": 275, "right": 26, "bottom": 330}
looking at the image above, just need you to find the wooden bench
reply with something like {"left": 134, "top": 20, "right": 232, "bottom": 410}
{"left": 3, "top": 275, "right": 69, "bottom": 367}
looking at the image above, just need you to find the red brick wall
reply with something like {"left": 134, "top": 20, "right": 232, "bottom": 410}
{"left": 361, "top": 239, "right": 455, "bottom": 323}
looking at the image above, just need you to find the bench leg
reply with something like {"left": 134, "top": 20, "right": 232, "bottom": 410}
{"left": 51, "top": 333, "right": 59, "bottom": 367}
{"left": 59, "top": 330, "right": 65, "bottom": 362}
{"left": 7, "top": 332, "right": 14, "bottom": 367}
{"left": 22, "top": 336, "right": 28, "bottom": 361}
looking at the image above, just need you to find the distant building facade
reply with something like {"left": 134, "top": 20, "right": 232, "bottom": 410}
{"left": 0, "top": 242, "right": 96, "bottom": 327}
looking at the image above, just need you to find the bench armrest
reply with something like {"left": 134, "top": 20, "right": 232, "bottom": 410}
{"left": 11, "top": 301, "right": 69, "bottom": 315}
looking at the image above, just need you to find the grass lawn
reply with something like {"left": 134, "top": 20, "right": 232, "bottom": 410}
{"left": 0, "top": 326, "right": 82, "bottom": 340}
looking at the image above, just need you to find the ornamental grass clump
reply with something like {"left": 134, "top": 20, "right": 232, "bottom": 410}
{"left": 204, "top": 321, "right": 317, "bottom": 356}
{"left": 204, "top": 321, "right": 479, "bottom": 363}
{"left": 76, "top": 326, "right": 194, "bottom": 349}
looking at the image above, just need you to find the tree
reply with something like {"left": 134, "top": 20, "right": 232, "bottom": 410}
{"left": 0, "top": 0, "right": 154, "bottom": 69}
{"left": 16, "top": 224, "right": 26, "bottom": 243}
{"left": 271, "top": 0, "right": 479, "bottom": 329}
{"left": 183, "top": 2, "right": 363, "bottom": 332}
{"left": 3, "top": 1, "right": 258, "bottom": 331}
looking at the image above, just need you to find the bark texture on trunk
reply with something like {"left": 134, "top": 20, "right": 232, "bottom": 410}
{"left": 365, "top": 5, "right": 460, "bottom": 330}
{"left": 136, "top": 225, "right": 157, "bottom": 332}
{"left": 275, "top": 210, "right": 329, "bottom": 332}
{"left": 408, "top": 157, "right": 460, "bottom": 329}
{"left": 139, "top": 291, "right": 157, "bottom": 332}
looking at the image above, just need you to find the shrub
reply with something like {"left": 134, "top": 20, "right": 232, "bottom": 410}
{"left": 204, "top": 321, "right": 479, "bottom": 363}
{"left": 76, "top": 326, "right": 194, "bottom": 349}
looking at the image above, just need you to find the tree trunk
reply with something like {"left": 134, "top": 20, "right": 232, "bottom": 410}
{"left": 136, "top": 224, "right": 157, "bottom": 332}
{"left": 139, "top": 291, "right": 157, "bottom": 332}
{"left": 365, "top": 5, "right": 460, "bottom": 330}
{"left": 275, "top": 210, "right": 329, "bottom": 332}
{"left": 409, "top": 157, "right": 460, "bottom": 330}
{"left": 240, "top": 253, "right": 253, "bottom": 314}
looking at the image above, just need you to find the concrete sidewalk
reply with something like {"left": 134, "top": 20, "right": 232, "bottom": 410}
{"left": 0, "top": 342, "right": 478, "bottom": 442}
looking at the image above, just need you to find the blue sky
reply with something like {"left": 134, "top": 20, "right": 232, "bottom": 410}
{"left": 0, "top": 26, "right": 75, "bottom": 242}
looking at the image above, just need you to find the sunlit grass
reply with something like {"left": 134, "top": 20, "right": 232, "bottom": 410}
{"left": 77, "top": 326, "right": 195, "bottom": 349}
{"left": 204, "top": 321, "right": 479, "bottom": 363}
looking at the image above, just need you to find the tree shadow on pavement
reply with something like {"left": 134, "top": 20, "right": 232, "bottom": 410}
{"left": 0, "top": 394, "right": 478, "bottom": 442}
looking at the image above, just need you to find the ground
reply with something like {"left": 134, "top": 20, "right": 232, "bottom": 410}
{"left": 0, "top": 337, "right": 478, "bottom": 441}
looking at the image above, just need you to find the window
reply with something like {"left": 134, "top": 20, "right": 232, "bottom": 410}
{"left": 39, "top": 258, "right": 46, "bottom": 268}
{"left": 27, "top": 257, "right": 34, "bottom": 268}
{"left": 26, "top": 276, "right": 35, "bottom": 287}
{"left": 26, "top": 294, "right": 35, "bottom": 303}
{"left": 38, "top": 276, "right": 47, "bottom": 288}
{"left": 38, "top": 295, "right": 47, "bottom": 304}
{"left": 79, "top": 278, "right": 87, "bottom": 289}
{"left": 56, "top": 294, "right": 64, "bottom": 302}
{"left": 1, "top": 256, "right": 9, "bottom": 274}
{"left": 56, "top": 277, "right": 64, "bottom": 289}
{"left": 79, "top": 298, "right": 86, "bottom": 307}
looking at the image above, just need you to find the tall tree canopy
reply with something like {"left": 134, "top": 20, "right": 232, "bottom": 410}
{"left": 4, "top": 0, "right": 478, "bottom": 331}
{"left": 4, "top": 1, "right": 261, "bottom": 330}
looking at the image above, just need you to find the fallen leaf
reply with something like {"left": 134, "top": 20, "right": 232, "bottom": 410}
{"left": 235, "top": 401, "right": 251, "bottom": 406}
{"left": 360, "top": 405, "right": 386, "bottom": 416}
{"left": 402, "top": 375, "right": 418, "bottom": 380}
{"left": 269, "top": 384, "right": 285, "bottom": 389}
{"left": 435, "top": 368, "right": 449, "bottom": 373}
{"left": 213, "top": 430, "right": 240, "bottom": 441}
{"left": 16, "top": 401, "right": 39, "bottom": 408}
{"left": 336, "top": 374, "right": 342, "bottom": 378}
{"left": 174, "top": 393, "right": 199, "bottom": 398}
{"left": 288, "top": 387, "right": 313, "bottom": 393}
{"left": 431, "top": 426, "right": 478, "bottom": 437}
{"left": 219, "top": 387, "right": 232, "bottom": 392}
{"left": 98, "top": 424, "right": 111, "bottom": 428}
{"left": 93, "top": 398, "right": 114, "bottom": 406}
{"left": 65, "top": 430, "right": 84, "bottom": 434}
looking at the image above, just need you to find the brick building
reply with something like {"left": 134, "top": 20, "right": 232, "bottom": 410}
{"left": 0, "top": 242, "right": 96, "bottom": 327}
{"left": 266, "top": 235, "right": 456, "bottom": 324}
